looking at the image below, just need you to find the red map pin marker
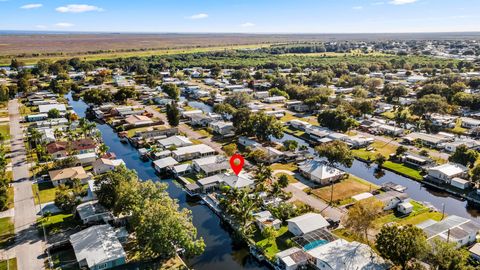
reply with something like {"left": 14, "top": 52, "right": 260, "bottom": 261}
{"left": 229, "top": 153, "right": 244, "bottom": 176}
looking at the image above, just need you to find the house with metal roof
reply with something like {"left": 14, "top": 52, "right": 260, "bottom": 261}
{"left": 172, "top": 144, "right": 216, "bottom": 162}
{"left": 307, "top": 239, "right": 390, "bottom": 270}
{"left": 275, "top": 247, "right": 310, "bottom": 270}
{"left": 158, "top": 135, "right": 193, "bottom": 149}
{"left": 427, "top": 163, "right": 469, "bottom": 184}
{"left": 70, "top": 224, "right": 126, "bottom": 270}
{"left": 192, "top": 155, "right": 230, "bottom": 176}
{"left": 287, "top": 213, "right": 330, "bottom": 236}
{"left": 153, "top": 157, "right": 179, "bottom": 173}
{"left": 417, "top": 215, "right": 480, "bottom": 248}
{"left": 298, "top": 160, "right": 346, "bottom": 186}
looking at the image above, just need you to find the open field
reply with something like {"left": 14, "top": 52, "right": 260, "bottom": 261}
{"left": 0, "top": 43, "right": 272, "bottom": 66}
{"left": 311, "top": 175, "right": 379, "bottom": 205}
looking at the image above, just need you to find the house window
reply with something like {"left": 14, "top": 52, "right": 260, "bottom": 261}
{"left": 98, "top": 263, "right": 108, "bottom": 269}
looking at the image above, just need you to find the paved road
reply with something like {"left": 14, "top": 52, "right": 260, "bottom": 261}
{"left": 9, "top": 99, "right": 45, "bottom": 270}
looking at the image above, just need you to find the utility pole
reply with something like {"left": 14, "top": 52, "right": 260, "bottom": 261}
{"left": 330, "top": 179, "right": 334, "bottom": 205}
{"left": 441, "top": 203, "right": 446, "bottom": 220}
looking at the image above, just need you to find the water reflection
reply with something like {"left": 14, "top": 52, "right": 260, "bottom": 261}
{"left": 66, "top": 93, "right": 266, "bottom": 270}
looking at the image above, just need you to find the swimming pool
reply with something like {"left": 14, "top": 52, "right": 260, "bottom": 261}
{"left": 303, "top": 239, "right": 329, "bottom": 250}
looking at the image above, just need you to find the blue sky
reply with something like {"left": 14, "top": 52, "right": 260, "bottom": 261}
{"left": 1, "top": 0, "right": 479, "bottom": 33}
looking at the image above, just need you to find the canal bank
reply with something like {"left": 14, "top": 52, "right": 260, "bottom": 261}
{"left": 273, "top": 133, "right": 480, "bottom": 221}
{"left": 67, "top": 93, "right": 268, "bottom": 270}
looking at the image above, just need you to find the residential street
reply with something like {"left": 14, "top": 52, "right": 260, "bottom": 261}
{"left": 9, "top": 99, "right": 45, "bottom": 270}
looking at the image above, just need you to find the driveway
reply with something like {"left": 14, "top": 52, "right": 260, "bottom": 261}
{"left": 285, "top": 184, "right": 345, "bottom": 221}
{"left": 9, "top": 99, "right": 45, "bottom": 270}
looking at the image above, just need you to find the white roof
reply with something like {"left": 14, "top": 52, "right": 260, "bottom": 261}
{"left": 173, "top": 144, "right": 215, "bottom": 156}
{"left": 307, "top": 239, "right": 388, "bottom": 270}
{"left": 287, "top": 213, "right": 329, "bottom": 234}
{"left": 429, "top": 163, "right": 468, "bottom": 177}
{"left": 352, "top": 192, "right": 374, "bottom": 201}
{"left": 153, "top": 157, "right": 179, "bottom": 169}
{"left": 299, "top": 160, "right": 345, "bottom": 180}
{"left": 158, "top": 135, "right": 193, "bottom": 148}
{"left": 70, "top": 224, "right": 125, "bottom": 268}
{"left": 38, "top": 104, "right": 67, "bottom": 113}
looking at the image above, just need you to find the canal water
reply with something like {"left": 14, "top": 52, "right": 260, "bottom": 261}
{"left": 273, "top": 133, "right": 480, "bottom": 221}
{"left": 67, "top": 93, "right": 267, "bottom": 270}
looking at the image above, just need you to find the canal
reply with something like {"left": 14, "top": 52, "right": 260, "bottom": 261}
{"left": 67, "top": 93, "right": 267, "bottom": 270}
{"left": 274, "top": 133, "right": 480, "bottom": 221}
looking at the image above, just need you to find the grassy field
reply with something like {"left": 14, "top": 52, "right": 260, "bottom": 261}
{"left": 382, "top": 161, "right": 423, "bottom": 181}
{"left": 0, "top": 258, "right": 17, "bottom": 270}
{"left": 254, "top": 226, "right": 293, "bottom": 259}
{"left": 311, "top": 175, "right": 378, "bottom": 205}
{"left": 373, "top": 201, "right": 443, "bottom": 228}
{"left": 0, "top": 217, "right": 14, "bottom": 249}
{"left": 446, "top": 118, "right": 467, "bottom": 135}
{"left": 0, "top": 124, "right": 10, "bottom": 140}
{"left": 270, "top": 163, "right": 298, "bottom": 172}
{"left": 0, "top": 43, "right": 272, "bottom": 66}
{"left": 37, "top": 213, "right": 79, "bottom": 236}
{"left": 31, "top": 182, "right": 58, "bottom": 204}
{"left": 352, "top": 140, "right": 397, "bottom": 161}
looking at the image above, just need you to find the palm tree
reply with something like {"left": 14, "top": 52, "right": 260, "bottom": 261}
{"left": 98, "top": 143, "right": 109, "bottom": 156}
{"left": 29, "top": 129, "right": 42, "bottom": 147}
{"left": 54, "top": 128, "right": 63, "bottom": 140}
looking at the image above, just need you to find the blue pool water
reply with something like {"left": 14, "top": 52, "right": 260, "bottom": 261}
{"left": 303, "top": 239, "right": 329, "bottom": 250}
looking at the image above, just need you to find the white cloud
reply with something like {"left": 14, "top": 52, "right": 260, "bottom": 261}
{"left": 240, "top": 22, "right": 255, "bottom": 27}
{"left": 188, "top": 13, "right": 208, "bottom": 20}
{"left": 353, "top": 6, "right": 363, "bottom": 10}
{"left": 389, "top": 0, "right": 418, "bottom": 5}
{"left": 35, "top": 24, "right": 47, "bottom": 29}
{"left": 55, "top": 22, "right": 74, "bottom": 28}
{"left": 56, "top": 4, "right": 103, "bottom": 13}
{"left": 20, "top": 3, "right": 42, "bottom": 9}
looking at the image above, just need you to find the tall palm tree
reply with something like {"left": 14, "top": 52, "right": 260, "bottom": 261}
{"left": 29, "top": 129, "right": 42, "bottom": 147}
{"left": 98, "top": 143, "right": 109, "bottom": 156}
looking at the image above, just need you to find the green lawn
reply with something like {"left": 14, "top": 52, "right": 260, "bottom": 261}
{"left": 270, "top": 163, "right": 298, "bottom": 172}
{"left": 447, "top": 118, "right": 467, "bottom": 135}
{"left": 382, "top": 161, "right": 423, "bottom": 181}
{"left": 352, "top": 140, "right": 397, "bottom": 161}
{"left": 37, "top": 213, "right": 79, "bottom": 236}
{"left": 254, "top": 226, "right": 293, "bottom": 260}
{"left": 31, "top": 182, "right": 57, "bottom": 204}
{"left": 373, "top": 201, "right": 443, "bottom": 228}
{"left": 0, "top": 258, "right": 17, "bottom": 270}
{"left": 0, "top": 217, "right": 14, "bottom": 249}
{"left": 0, "top": 124, "right": 10, "bottom": 140}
